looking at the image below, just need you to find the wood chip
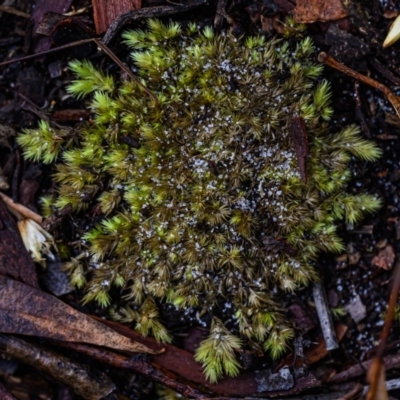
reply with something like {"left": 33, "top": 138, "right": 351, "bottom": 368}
{"left": 344, "top": 294, "right": 366, "bottom": 323}
{"left": 293, "top": 0, "right": 347, "bottom": 23}
{"left": 92, "top": 0, "right": 140, "bottom": 35}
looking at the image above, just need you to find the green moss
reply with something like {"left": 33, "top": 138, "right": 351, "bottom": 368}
{"left": 17, "top": 19, "right": 381, "bottom": 382}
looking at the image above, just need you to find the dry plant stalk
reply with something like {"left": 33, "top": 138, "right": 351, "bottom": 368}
{"left": 0, "top": 192, "right": 42, "bottom": 223}
{"left": 366, "top": 262, "right": 400, "bottom": 399}
{"left": 312, "top": 282, "right": 339, "bottom": 350}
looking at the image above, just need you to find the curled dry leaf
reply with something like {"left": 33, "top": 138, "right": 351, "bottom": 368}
{"left": 372, "top": 245, "right": 395, "bottom": 270}
{"left": 0, "top": 276, "right": 159, "bottom": 355}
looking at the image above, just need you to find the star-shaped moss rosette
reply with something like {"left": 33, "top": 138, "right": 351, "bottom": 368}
{"left": 17, "top": 19, "right": 381, "bottom": 382}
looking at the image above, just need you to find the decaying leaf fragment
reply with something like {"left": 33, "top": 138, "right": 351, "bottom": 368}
{"left": 0, "top": 276, "right": 160, "bottom": 354}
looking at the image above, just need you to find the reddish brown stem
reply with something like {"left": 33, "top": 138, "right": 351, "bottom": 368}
{"left": 318, "top": 52, "right": 400, "bottom": 118}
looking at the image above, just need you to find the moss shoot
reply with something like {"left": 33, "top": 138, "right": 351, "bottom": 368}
{"left": 18, "top": 20, "right": 381, "bottom": 382}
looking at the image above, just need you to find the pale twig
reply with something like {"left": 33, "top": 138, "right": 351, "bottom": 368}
{"left": 0, "top": 192, "right": 42, "bottom": 224}
{"left": 0, "top": 5, "right": 29, "bottom": 18}
{"left": 313, "top": 282, "right": 339, "bottom": 351}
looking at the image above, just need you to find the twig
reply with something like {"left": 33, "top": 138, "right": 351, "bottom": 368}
{"left": 214, "top": 0, "right": 228, "bottom": 29}
{"left": 354, "top": 82, "right": 371, "bottom": 138}
{"left": 55, "top": 341, "right": 206, "bottom": 399}
{"left": 337, "top": 383, "right": 363, "bottom": 400}
{"left": 0, "top": 192, "right": 43, "bottom": 223}
{"left": 0, "top": 38, "right": 97, "bottom": 68}
{"left": 0, "top": 5, "right": 30, "bottom": 18}
{"left": 63, "top": 6, "right": 91, "bottom": 17}
{"left": 313, "top": 282, "right": 339, "bottom": 351}
{"left": 0, "top": 334, "right": 116, "bottom": 399}
{"left": 368, "top": 57, "right": 400, "bottom": 87}
{"left": 331, "top": 352, "right": 400, "bottom": 383}
{"left": 318, "top": 52, "right": 400, "bottom": 119}
{"left": 0, "top": 36, "right": 158, "bottom": 104}
{"left": 93, "top": 39, "right": 158, "bottom": 103}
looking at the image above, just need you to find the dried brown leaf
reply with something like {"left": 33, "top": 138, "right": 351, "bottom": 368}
{"left": 0, "top": 276, "right": 159, "bottom": 354}
{"left": 372, "top": 245, "right": 396, "bottom": 270}
{"left": 293, "top": 0, "right": 347, "bottom": 24}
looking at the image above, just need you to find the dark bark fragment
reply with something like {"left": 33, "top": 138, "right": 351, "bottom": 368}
{"left": 92, "top": 0, "right": 139, "bottom": 35}
{"left": 0, "top": 276, "right": 157, "bottom": 354}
